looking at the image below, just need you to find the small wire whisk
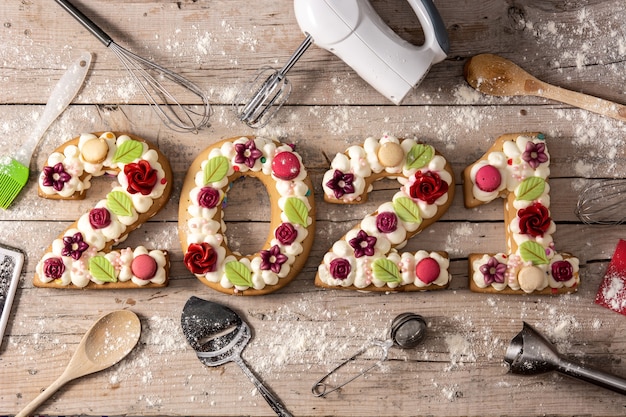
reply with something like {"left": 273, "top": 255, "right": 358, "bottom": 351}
{"left": 55, "top": 0, "right": 211, "bottom": 133}
{"left": 575, "top": 179, "right": 626, "bottom": 225}
{"left": 234, "top": 35, "right": 313, "bottom": 128}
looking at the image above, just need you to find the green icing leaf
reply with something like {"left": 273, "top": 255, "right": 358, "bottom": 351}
{"left": 519, "top": 241, "right": 549, "bottom": 265}
{"left": 284, "top": 197, "right": 309, "bottom": 227}
{"left": 225, "top": 261, "right": 253, "bottom": 287}
{"left": 517, "top": 177, "right": 546, "bottom": 201}
{"left": 89, "top": 256, "right": 117, "bottom": 282}
{"left": 107, "top": 190, "right": 133, "bottom": 217}
{"left": 393, "top": 197, "right": 422, "bottom": 224}
{"left": 113, "top": 140, "right": 143, "bottom": 163}
{"left": 203, "top": 156, "right": 229, "bottom": 184}
{"left": 406, "top": 144, "right": 434, "bottom": 170}
{"left": 372, "top": 258, "right": 401, "bottom": 283}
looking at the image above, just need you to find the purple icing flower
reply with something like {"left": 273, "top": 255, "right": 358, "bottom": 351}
{"left": 376, "top": 212, "right": 398, "bottom": 234}
{"left": 197, "top": 186, "right": 220, "bottom": 209}
{"left": 349, "top": 230, "right": 377, "bottom": 258}
{"left": 275, "top": 222, "right": 297, "bottom": 245}
{"left": 234, "top": 139, "right": 263, "bottom": 168}
{"left": 62, "top": 232, "right": 89, "bottom": 260}
{"left": 551, "top": 260, "right": 573, "bottom": 282}
{"left": 326, "top": 169, "right": 355, "bottom": 199}
{"left": 522, "top": 141, "right": 548, "bottom": 169}
{"left": 259, "top": 245, "right": 288, "bottom": 273}
{"left": 43, "top": 257, "right": 65, "bottom": 279}
{"left": 89, "top": 207, "right": 111, "bottom": 230}
{"left": 479, "top": 257, "right": 507, "bottom": 285}
{"left": 330, "top": 258, "right": 351, "bottom": 280}
{"left": 42, "top": 162, "right": 71, "bottom": 191}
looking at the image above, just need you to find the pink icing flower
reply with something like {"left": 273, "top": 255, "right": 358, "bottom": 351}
{"left": 42, "top": 162, "right": 71, "bottom": 191}
{"left": 197, "top": 186, "right": 220, "bottom": 209}
{"left": 480, "top": 257, "right": 507, "bottom": 285}
{"left": 552, "top": 260, "right": 573, "bottom": 282}
{"left": 326, "top": 170, "right": 355, "bottom": 199}
{"left": 43, "top": 257, "right": 65, "bottom": 279}
{"left": 349, "top": 230, "right": 377, "bottom": 258}
{"left": 329, "top": 258, "right": 351, "bottom": 280}
{"left": 522, "top": 141, "right": 548, "bottom": 169}
{"left": 89, "top": 207, "right": 111, "bottom": 229}
{"left": 62, "top": 232, "right": 89, "bottom": 260}
{"left": 260, "top": 245, "right": 288, "bottom": 273}
{"left": 275, "top": 222, "right": 297, "bottom": 245}
{"left": 376, "top": 212, "right": 398, "bottom": 234}
{"left": 234, "top": 139, "right": 263, "bottom": 168}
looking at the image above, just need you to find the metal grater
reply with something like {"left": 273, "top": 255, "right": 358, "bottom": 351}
{"left": 0, "top": 243, "right": 24, "bottom": 343}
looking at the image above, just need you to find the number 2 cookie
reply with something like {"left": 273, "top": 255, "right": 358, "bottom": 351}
{"left": 34, "top": 132, "right": 172, "bottom": 289}
{"left": 178, "top": 136, "right": 315, "bottom": 295}
{"left": 317, "top": 134, "right": 454, "bottom": 292}
{"left": 463, "top": 132, "right": 579, "bottom": 294}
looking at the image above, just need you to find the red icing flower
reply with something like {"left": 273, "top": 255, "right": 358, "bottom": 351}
{"left": 275, "top": 222, "right": 297, "bottom": 245}
{"left": 197, "top": 186, "right": 220, "bottom": 209}
{"left": 89, "top": 207, "right": 111, "bottom": 229}
{"left": 330, "top": 258, "right": 351, "bottom": 280}
{"left": 124, "top": 160, "right": 158, "bottom": 195}
{"left": 42, "top": 162, "right": 71, "bottom": 191}
{"left": 552, "top": 260, "right": 573, "bottom": 282}
{"left": 518, "top": 202, "right": 551, "bottom": 238}
{"left": 44, "top": 257, "right": 65, "bottom": 279}
{"left": 408, "top": 171, "right": 448, "bottom": 205}
{"left": 184, "top": 242, "right": 218, "bottom": 275}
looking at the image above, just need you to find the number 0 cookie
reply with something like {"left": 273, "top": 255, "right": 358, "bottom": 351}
{"left": 34, "top": 132, "right": 172, "bottom": 289}
{"left": 178, "top": 136, "right": 315, "bottom": 295}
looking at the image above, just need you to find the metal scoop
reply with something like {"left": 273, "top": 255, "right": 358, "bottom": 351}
{"left": 181, "top": 296, "right": 293, "bottom": 417}
{"left": 312, "top": 312, "right": 427, "bottom": 397}
{"left": 504, "top": 322, "right": 626, "bottom": 395}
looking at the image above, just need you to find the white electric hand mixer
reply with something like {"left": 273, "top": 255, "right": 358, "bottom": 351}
{"left": 234, "top": 0, "right": 449, "bottom": 128}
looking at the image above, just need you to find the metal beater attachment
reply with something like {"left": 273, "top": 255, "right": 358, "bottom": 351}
{"left": 312, "top": 313, "right": 427, "bottom": 397}
{"left": 575, "top": 179, "right": 626, "bottom": 225}
{"left": 234, "top": 35, "right": 313, "bottom": 128}
{"left": 55, "top": 0, "right": 211, "bottom": 133}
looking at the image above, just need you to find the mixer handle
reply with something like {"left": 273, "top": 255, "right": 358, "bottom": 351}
{"left": 409, "top": 0, "right": 450, "bottom": 54}
{"left": 55, "top": 0, "right": 113, "bottom": 47}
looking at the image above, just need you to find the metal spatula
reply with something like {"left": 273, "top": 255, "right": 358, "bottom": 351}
{"left": 504, "top": 322, "right": 626, "bottom": 395}
{"left": 181, "top": 296, "right": 293, "bottom": 416}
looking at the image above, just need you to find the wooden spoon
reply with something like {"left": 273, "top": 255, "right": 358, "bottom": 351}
{"left": 16, "top": 310, "right": 141, "bottom": 417}
{"left": 464, "top": 53, "right": 626, "bottom": 122}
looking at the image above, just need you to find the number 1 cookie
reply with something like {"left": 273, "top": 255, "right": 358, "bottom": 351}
{"left": 34, "top": 132, "right": 172, "bottom": 289}
{"left": 317, "top": 134, "right": 454, "bottom": 292}
{"left": 463, "top": 132, "right": 579, "bottom": 294}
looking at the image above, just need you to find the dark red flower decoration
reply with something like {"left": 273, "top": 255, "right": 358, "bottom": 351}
{"left": 349, "top": 230, "right": 377, "bottom": 258}
{"left": 44, "top": 257, "right": 65, "bottom": 279}
{"left": 89, "top": 207, "right": 112, "bottom": 229}
{"left": 184, "top": 242, "right": 218, "bottom": 275}
{"left": 260, "top": 245, "right": 288, "bottom": 273}
{"left": 408, "top": 171, "right": 448, "bottom": 205}
{"left": 275, "top": 222, "right": 297, "bottom": 245}
{"left": 552, "top": 260, "right": 573, "bottom": 282}
{"left": 518, "top": 202, "right": 551, "bottom": 238}
{"left": 197, "top": 186, "right": 220, "bottom": 209}
{"left": 326, "top": 169, "right": 355, "bottom": 199}
{"left": 124, "top": 160, "right": 158, "bottom": 195}
{"left": 42, "top": 162, "right": 71, "bottom": 191}
{"left": 330, "top": 258, "right": 351, "bottom": 280}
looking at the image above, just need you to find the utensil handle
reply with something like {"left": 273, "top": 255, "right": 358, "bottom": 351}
{"left": 235, "top": 357, "right": 293, "bottom": 417}
{"left": 54, "top": 0, "right": 113, "bottom": 46}
{"left": 559, "top": 360, "right": 626, "bottom": 395}
{"left": 536, "top": 81, "right": 626, "bottom": 122}
{"left": 15, "top": 372, "right": 71, "bottom": 417}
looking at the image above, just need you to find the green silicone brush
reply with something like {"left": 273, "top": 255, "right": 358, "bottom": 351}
{"left": 0, "top": 51, "right": 91, "bottom": 209}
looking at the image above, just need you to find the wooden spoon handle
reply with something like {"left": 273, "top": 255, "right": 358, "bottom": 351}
{"left": 15, "top": 373, "right": 71, "bottom": 417}
{"left": 530, "top": 79, "right": 626, "bottom": 122}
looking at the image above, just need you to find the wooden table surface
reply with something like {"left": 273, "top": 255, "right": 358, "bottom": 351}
{"left": 2, "top": 0, "right": 626, "bottom": 415}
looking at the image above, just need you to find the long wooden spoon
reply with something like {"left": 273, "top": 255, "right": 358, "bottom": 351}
{"left": 16, "top": 310, "right": 141, "bottom": 417}
{"left": 464, "top": 53, "right": 626, "bottom": 122}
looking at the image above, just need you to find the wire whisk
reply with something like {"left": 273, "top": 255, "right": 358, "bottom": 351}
{"left": 575, "top": 179, "right": 626, "bottom": 225}
{"left": 56, "top": 0, "right": 211, "bottom": 133}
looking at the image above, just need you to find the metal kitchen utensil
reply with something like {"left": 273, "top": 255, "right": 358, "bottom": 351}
{"left": 55, "top": 0, "right": 211, "bottom": 133}
{"left": 235, "top": 0, "right": 448, "bottom": 128}
{"left": 575, "top": 179, "right": 626, "bottom": 225}
{"left": 312, "top": 312, "right": 427, "bottom": 397}
{"left": 181, "top": 296, "right": 293, "bottom": 417}
{"left": 465, "top": 53, "right": 626, "bottom": 123}
{"left": 504, "top": 322, "right": 626, "bottom": 395}
{"left": 16, "top": 310, "right": 141, "bottom": 417}
{"left": 0, "top": 243, "right": 24, "bottom": 346}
